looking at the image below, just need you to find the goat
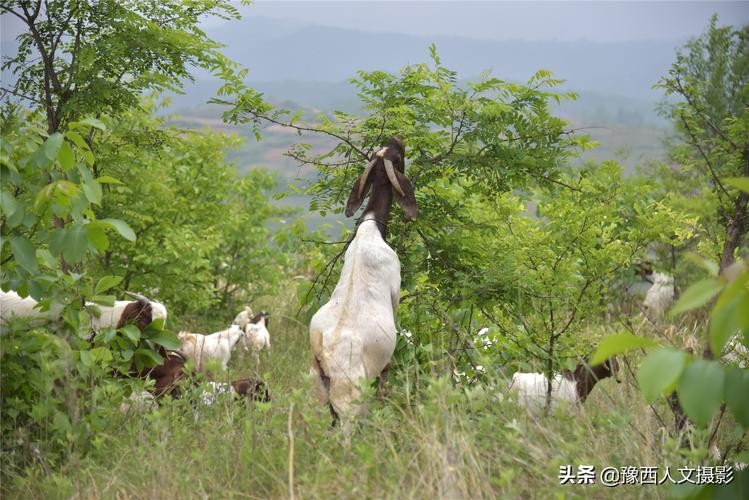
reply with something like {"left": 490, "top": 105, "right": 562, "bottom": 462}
{"left": 87, "top": 292, "right": 168, "bottom": 333}
{"left": 178, "top": 324, "right": 247, "bottom": 371}
{"left": 0, "top": 290, "right": 61, "bottom": 326}
{"left": 642, "top": 272, "right": 675, "bottom": 321}
{"left": 232, "top": 305, "right": 254, "bottom": 330}
{"left": 121, "top": 350, "right": 187, "bottom": 412}
{"left": 144, "top": 350, "right": 187, "bottom": 397}
{"left": 508, "top": 358, "right": 621, "bottom": 411}
{"left": 0, "top": 290, "right": 167, "bottom": 334}
{"left": 200, "top": 377, "right": 271, "bottom": 405}
{"left": 630, "top": 261, "right": 675, "bottom": 321}
{"left": 245, "top": 311, "right": 271, "bottom": 351}
{"left": 309, "top": 136, "right": 417, "bottom": 426}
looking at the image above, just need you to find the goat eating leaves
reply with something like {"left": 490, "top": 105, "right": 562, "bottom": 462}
{"left": 309, "top": 136, "right": 417, "bottom": 427}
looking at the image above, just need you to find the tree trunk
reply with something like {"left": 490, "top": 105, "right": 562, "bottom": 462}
{"left": 707, "top": 145, "right": 749, "bottom": 359}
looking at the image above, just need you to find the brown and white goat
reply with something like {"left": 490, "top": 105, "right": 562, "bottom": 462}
{"left": 309, "top": 136, "right": 417, "bottom": 426}
{"left": 0, "top": 290, "right": 167, "bottom": 334}
{"left": 509, "top": 357, "right": 621, "bottom": 411}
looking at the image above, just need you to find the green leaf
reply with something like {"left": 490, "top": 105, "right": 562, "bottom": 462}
{"left": 637, "top": 348, "right": 687, "bottom": 402}
{"left": 86, "top": 224, "right": 109, "bottom": 252}
{"left": 0, "top": 190, "right": 18, "bottom": 218}
{"left": 74, "top": 117, "right": 106, "bottom": 131}
{"left": 95, "top": 175, "right": 123, "bottom": 185}
{"left": 724, "top": 367, "right": 749, "bottom": 428}
{"left": 65, "top": 130, "right": 90, "bottom": 151}
{"left": 58, "top": 140, "right": 75, "bottom": 170}
{"left": 95, "top": 276, "right": 123, "bottom": 295}
{"left": 101, "top": 218, "right": 136, "bottom": 242}
{"left": 146, "top": 331, "right": 180, "bottom": 350}
{"left": 133, "top": 348, "right": 163, "bottom": 371}
{"left": 11, "top": 237, "right": 39, "bottom": 274}
{"left": 43, "top": 133, "right": 64, "bottom": 160}
{"left": 710, "top": 294, "right": 742, "bottom": 356}
{"left": 590, "top": 334, "right": 659, "bottom": 365}
{"left": 62, "top": 224, "right": 88, "bottom": 264}
{"left": 79, "top": 349, "right": 94, "bottom": 368}
{"left": 90, "top": 346, "right": 113, "bottom": 364}
{"left": 677, "top": 359, "right": 724, "bottom": 428}
{"left": 90, "top": 295, "right": 115, "bottom": 307}
{"left": 146, "top": 317, "right": 166, "bottom": 332}
{"left": 725, "top": 177, "right": 749, "bottom": 194}
{"left": 82, "top": 178, "right": 102, "bottom": 205}
{"left": 101, "top": 328, "right": 117, "bottom": 344}
{"left": 670, "top": 278, "right": 724, "bottom": 315}
{"left": 121, "top": 325, "right": 141, "bottom": 345}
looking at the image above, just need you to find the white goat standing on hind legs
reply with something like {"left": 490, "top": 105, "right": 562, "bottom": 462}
{"left": 309, "top": 136, "right": 418, "bottom": 429}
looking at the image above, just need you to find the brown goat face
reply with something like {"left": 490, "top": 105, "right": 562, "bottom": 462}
{"left": 344, "top": 136, "right": 418, "bottom": 220}
{"left": 116, "top": 298, "right": 153, "bottom": 330}
{"left": 590, "top": 357, "right": 621, "bottom": 383}
{"left": 608, "top": 357, "right": 622, "bottom": 383}
{"left": 635, "top": 261, "right": 654, "bottom": 280}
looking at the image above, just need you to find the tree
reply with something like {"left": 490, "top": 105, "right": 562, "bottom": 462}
{"left": 223, "top": 47, "right": 688, "bottom": 399}
{"left": 0, "top": 0, "right": 287, "bottom": 466}
{"left": 657, "top": 16, "right": 749, "bottom": 272}
{"left": 1, "top": 0, "right": 244, "bottom": 134}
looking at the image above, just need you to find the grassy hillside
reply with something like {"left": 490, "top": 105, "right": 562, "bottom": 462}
{"left": 5, "top": 283, "right": 738, "bottom": 499}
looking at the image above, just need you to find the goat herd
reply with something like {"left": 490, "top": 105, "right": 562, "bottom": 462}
{"left": 0, "top": 136, "right": 726, "bottom": 429}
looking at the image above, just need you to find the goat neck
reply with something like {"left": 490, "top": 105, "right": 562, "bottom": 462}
{"left": 360, "top": 168, "right": 396, "bottom": 239}
{"left": 224, "top": 325, "right": 246, "bottom": 350}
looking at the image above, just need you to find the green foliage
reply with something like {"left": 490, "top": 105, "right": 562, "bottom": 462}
{"left": 86, "top": 102, "right": 293, "bottom": 324}
{"left": 678, "top": 360, "right": 724, "bottom": 428}
{"left": 655, "top": 16, "right": 749, "bottom": 271}
{"left": 597, "top": 257, "right": 748, "bottom": 431}
{"left": 226, "top": 48, "right": 693, "bottom": 384}
{"left": 1, "top": 0, "right": 302, "bottom": 477}
{"left": 637, "top": 348, "right": 688, "bottom": 402}
{"left": 2, "top": 0, "right": 245, "bottom": 132}
{"left": 590, "top": 334, "right": 659, "bottom": 365}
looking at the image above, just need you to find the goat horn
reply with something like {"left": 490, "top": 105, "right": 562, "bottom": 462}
{"left": 125, "top": 291, "right": 149, "bottom": 302}
{"left": 358, "top": 157, "right": 378, "bottom": 198}
{"left": 383, "top": 159, "right": 405, "bottom": 197}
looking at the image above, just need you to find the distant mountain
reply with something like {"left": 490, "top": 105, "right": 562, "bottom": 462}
{"left": 204, "top": 16, "right": 680, "bottom": 102}
{"left": 169, "top": 78, "right": 666, "bottom": 128}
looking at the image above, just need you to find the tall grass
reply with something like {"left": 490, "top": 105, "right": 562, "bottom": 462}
{"left": 2, "top": 292, "right": 744, "bottom": 499}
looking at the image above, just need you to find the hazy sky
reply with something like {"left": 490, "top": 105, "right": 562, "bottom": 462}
{"left": 238, "top": 1, "right": 749, "bottom": 42}
{"left": 2, "top": 2, "right": 748, "bottom": 44}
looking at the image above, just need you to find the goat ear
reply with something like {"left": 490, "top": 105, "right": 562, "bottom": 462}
{"left": 344, "top": 173, "right": 373, "bottom": 217}
{"left": 391, "top": 169, "right": 418, "bottom": 220}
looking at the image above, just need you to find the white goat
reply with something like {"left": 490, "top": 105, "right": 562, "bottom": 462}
{"left": 178, "top": 324, "right": 247, "bottom": 371}
{"left": 309, "top": 136, "right": 417, "bottom": 425}
{"left": 232, "top": 305, "right": 254, "bottom": 330}
{"left": 245, "top": 311, "right": 271, "bottom": 351}
{"left": 508, "top": 358, "right": 620, "bottom": 411}
{"left": 642, "top": 271, "right": 675, "bottom": 321}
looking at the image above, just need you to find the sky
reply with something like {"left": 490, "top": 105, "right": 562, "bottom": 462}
{"left": 237, "top": 1, "right": 749, "bottom": 42}
{"left": 3, "top": 2, "right": 748, "bottom": 44}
